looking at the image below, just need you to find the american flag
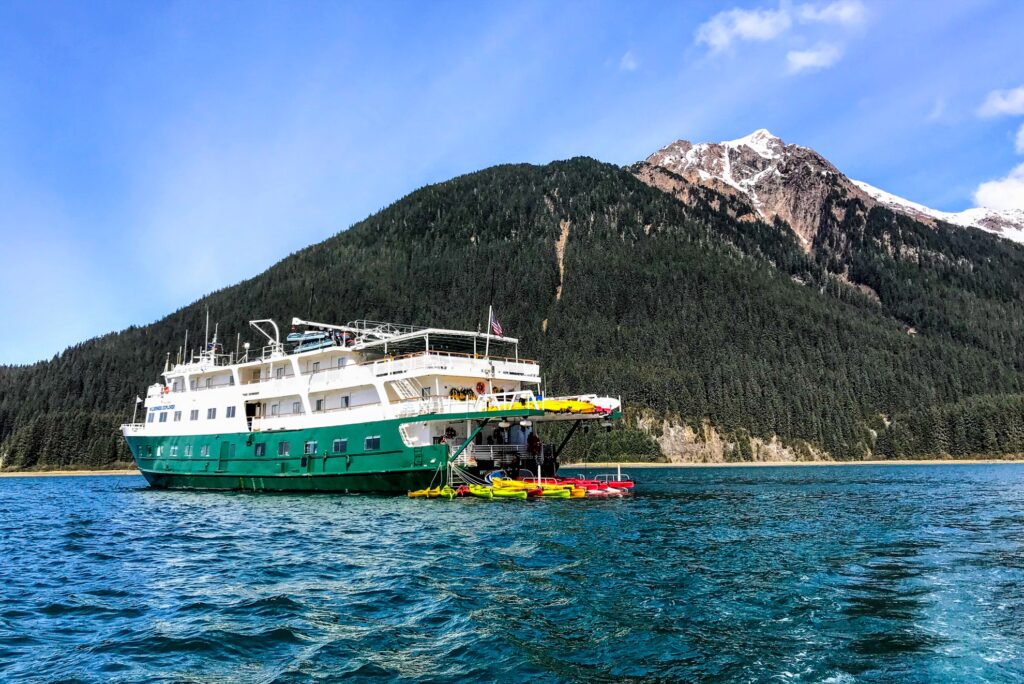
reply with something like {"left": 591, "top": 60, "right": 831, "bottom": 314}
{"left": 490, "top": 315, "right": 503, "bottom": 336}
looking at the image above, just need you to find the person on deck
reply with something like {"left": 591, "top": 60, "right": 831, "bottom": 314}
{"left": 527, "top": 431, "right": 541, "bottom": 458}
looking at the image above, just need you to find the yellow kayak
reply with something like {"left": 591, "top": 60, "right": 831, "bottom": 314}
{"left": 541, "top": 488, "right": 571, "bottom": 498}
{"left": 492, "top": 488, "right": 527, "bottom": 500}
{"left": 492, "top": 478, "right": 532, "bottom": 490}
{"left": 408, "top": 488, "right": 432, "bottom": 498}
{"left": 440, "top": 485, "right": 456, "bottom": 500}
{"left": 468, "top": 485, "right": 494, "bottom": 499}
{"left": 485, "top": 399, "right": 598, "bottom": 414}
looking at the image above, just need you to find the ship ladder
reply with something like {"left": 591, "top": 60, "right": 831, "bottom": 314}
{"left": 390, "top": 377, "right": 424, "bottom": 401}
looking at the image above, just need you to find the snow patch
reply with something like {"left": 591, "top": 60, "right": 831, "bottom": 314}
{"left": 722, "top": 128, "right": 782, "bottom": 159}
{"left": 853, "top": 179, "right": 1024, "bottom": 244}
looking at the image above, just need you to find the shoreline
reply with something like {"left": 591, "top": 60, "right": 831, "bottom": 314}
{"left": 4, "top": 459, "right": 1024, "bottom": 478}
{"left": 561, "top": 459, "right": 1024, "bottom": 468}
{"left": 0, "top": 469, "right": 140, "bottom": 478}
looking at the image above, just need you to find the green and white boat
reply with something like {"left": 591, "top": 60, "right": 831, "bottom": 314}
{"left": 121, "top": 317, "right": 621, "bottom": 492}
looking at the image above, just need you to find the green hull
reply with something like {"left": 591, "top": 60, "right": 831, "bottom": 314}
{"left": 125, "top": 409, "right": 540, "bottom": 493}
{"left": 137, "top": 468, "right": 437, "bottom": 493}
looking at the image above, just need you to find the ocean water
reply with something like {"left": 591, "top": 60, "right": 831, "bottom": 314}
{"left": 2, "top": 466, "right": 1024, "bottom": 682}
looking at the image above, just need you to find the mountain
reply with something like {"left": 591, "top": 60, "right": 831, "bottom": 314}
{"left": 851, "top": 179, "right": 1024, "bottom": 243}
{"left": 6, "top": 156, "right": 1024, "bottom": 469}
{"left": 637, "top": 128, "right": 1024, "bottom": 245}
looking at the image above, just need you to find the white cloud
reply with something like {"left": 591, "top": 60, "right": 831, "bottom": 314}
{"left": 619, "top": 50, "right": 638, "bottom": 72}
{"left": 694, "top": 1, "right": 864, "bottom": 75}
{"left": 926, "top": 97, "right": 946, "bottom": 122}
{"left": 799, "top": 0, "right": 866, "bottom": 25}
{"left": 1017, "top": 122, "right": 1024, "bottom": 154}
{"left": 696, "top": 6, "right": 791, "bottom": 52}
{"left": 977, "top": 86, "right": 1024, "bottom": 117}
{"left": 974, "top": 163, "right": 1024, "bottom": 211}
{"left": 787, "top": 44, "right": 842, "bottom": 73}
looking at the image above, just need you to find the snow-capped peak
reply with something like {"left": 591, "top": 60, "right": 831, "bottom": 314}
{"left": 853, "top": 179, "right": 1024, "bottom": 244}
{"left": 639, "top": 128, "right": 1024, "bottom": 248}
{"left": 722, "top": 129, "right": 783, "bottom": 159}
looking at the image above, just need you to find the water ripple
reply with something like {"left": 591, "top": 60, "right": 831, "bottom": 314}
{"left": 2, "top": 465, "right": 1024, "bottom": 681}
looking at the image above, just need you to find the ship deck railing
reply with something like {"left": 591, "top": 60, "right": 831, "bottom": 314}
{"left": 390, "top": 390, "right": 542, "bottom": 418}
{"left": 371, "top": 350, "right": 538, "bottom": 379}
{"left": 454, "top": 444, "right": 554, "bottom": 468}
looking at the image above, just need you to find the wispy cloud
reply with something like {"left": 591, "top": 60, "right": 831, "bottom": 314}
{"left": 978, "top": 86, "right": 1024, "bottom": 117}
{"left": 619, "top": 50, "right": 639, "bottom": 72}
{"left": 696, "top": 5, "right": 792, "bottom": 52}
{"left": 695, "top": 0, "right": 865, "bottom": 74}
{"left": 1017, "top": 122, "right": 1024, "bottom": 154}
{"left": 798, "top": 0, "right": 866, "bottom": 25}
{"left": 926, "top": 97, "right": 946, "bottom": 122}
{"left": 787, "top": 44, "right": 842, "bottom": 73}
{"left": 974, "top": 163, "right": 1024, "bottom": 211}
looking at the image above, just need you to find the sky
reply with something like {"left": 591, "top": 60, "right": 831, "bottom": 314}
{"left": 1, "top": 0, "right": 1023, "bottom": 365}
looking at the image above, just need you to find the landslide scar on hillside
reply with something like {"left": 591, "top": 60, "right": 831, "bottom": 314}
{"left": 555, "top": 218, "right": 570, "bottom": 301}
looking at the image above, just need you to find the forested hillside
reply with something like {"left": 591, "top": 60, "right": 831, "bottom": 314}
{"left": 4, "top": 157, "right": 1024, "bottom": 469}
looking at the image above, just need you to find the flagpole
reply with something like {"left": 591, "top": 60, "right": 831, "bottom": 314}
{"left": 484, "top": 305, "right": 492, "bottom": 359}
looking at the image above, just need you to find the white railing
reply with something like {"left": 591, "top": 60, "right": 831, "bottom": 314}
{"left": 371, "top": 351, "right": 539, "bottom": 379}
{"left": 390, "top": 390, "right": 541, "bottom": 418}
{"left": 191, "top": 379, "right": 235, "bottom": 392}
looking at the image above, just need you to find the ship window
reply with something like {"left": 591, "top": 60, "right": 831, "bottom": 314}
{"left": 255, "top": 442, "right": 266, "bottom": 457}
{"left": 332, "top": 439, "right": 347, "bottom": 454}
{"left": 226, "top": 406, "right": 236, "bottom": 418}
{"left": 159, "top": 412, "right": 168, "bottom": 423}
{"left": 315, "top": 398, "right": 324, "bottom": 412}
{"left": 190, "top": 409, "right": 199, "bottom": 421}
{"left": 251, "top": 370, "right": 261, "bottom": 382}
{"left": 278, "top": 441, "right": 290, "bottom": 456}
{"left": 337, "top": 357, "right": 345, "bottom": 367}
{"left": 174, "top": 411, "right": 182, "bottom": 422}
{"left": 276, "top": 367, "right": 285, "bottom": 379}
{"left": 312, "top": 361, "right": 320, "bottom": 373}
{"left": 190, "top": 379, "right": 197, "bottom": 390}
{"left": 304, "top": 440, "right": 318, "bottom": 455}
{"left": 147, "top": 446, "right": 152, "bottom": 456}
{"left": 156, "top": 446, "right": 163, "bottom": 457}
{"left": 207, "top": 408, "right": 216, "bottom": 420}
{"left": 205, "top": 377, "right": 212, "bottom": 388}
{"left": 365, "top": 435, "right": 380, "bottom": 450}
{"left": 201, "top": 445, "right": 210, "bottom": 457}
{"left": 342, "top": 396, "right": 350, "bottom": 408}
{"left": 147, "top": 413, "right": 155, "bottom": 423}
{"left": 185, "top": 445, "right": 193, "bottom": 457}
{"left": 271, "top": 404, "right": 279, "bottom": 416}
{"left": 421, "top": 387, "right": 431, "bottom": 398}
{"left": 229, "top": 376, "right": 235, "bottom": 386}
{"left": 292, "top": 401, "right": 301, "bottom": 415}
{"left": 170, "top": 446, "right": 178, "bottom": 456}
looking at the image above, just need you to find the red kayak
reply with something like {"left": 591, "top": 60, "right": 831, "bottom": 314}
{"left": 596, "top": 474, "right": 635, "bottom": 490}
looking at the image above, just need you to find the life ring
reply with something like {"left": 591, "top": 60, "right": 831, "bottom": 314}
{"left": 475, "top": 381, "right": 486, "bottom": 394}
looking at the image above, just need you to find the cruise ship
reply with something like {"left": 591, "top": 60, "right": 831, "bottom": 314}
{"left": 121, "top": 317, "right": 622, "bottom": 492}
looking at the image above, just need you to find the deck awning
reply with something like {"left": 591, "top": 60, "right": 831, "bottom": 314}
{"left": 354, "top": 328, "right": 518, "bottom": 357}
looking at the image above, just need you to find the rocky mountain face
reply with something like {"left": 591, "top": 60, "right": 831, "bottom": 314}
{"left": 636, "top": 129, "right": 1024, "bottom": 246}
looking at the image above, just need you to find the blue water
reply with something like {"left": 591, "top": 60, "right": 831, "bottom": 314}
{"left": 2, "top": 466, "right": 1024, "bottom": 682}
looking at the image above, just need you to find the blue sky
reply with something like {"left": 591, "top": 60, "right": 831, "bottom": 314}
{"left": 1, "top": 0, "right": 1023, "bottom": 364}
